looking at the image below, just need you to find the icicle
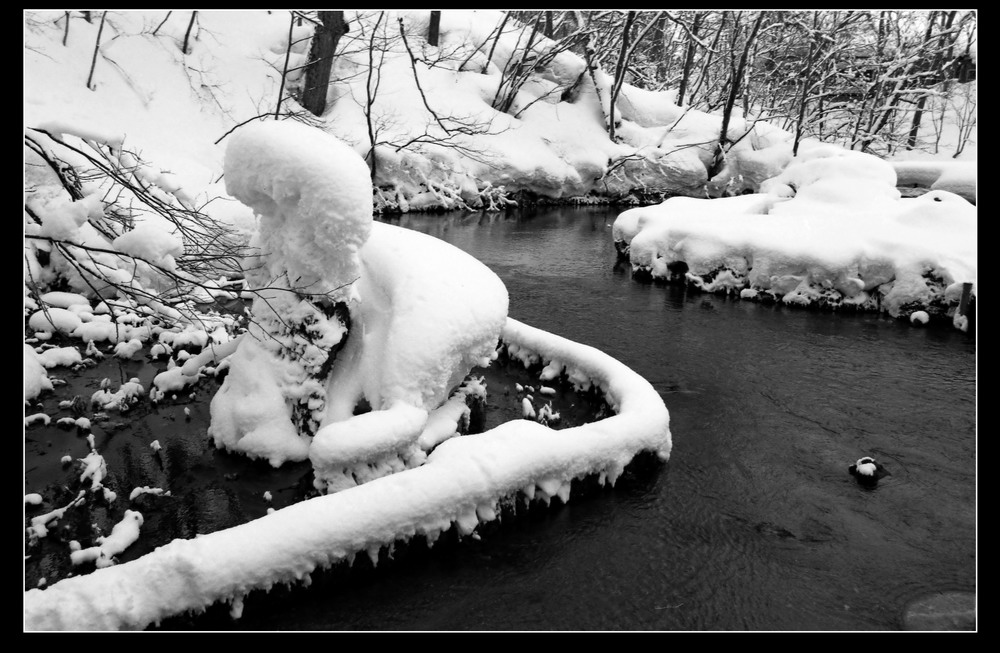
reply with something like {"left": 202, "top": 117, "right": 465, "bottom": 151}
{"left": 606, "top": 462, "right": 625, "bottom": 487}
{"left": 366, "top": 545, "right": 380, "bottom": 567}
{"left": 539, "top": 360, "right": 563, "bottom": 381}
{"left": 537, "top": 478, "right": 562, "bottom": 497}
{"left": 229, "top": 594, "right": 245, "bottom": 620}
{"left": 556, "top": 481, "right": 571, "bottom": 504}
{"left": 476, "top": 502, "right": 497, "bottom": 523}
{"left": 456, "top": 507, "right": 479, "bottom": 536}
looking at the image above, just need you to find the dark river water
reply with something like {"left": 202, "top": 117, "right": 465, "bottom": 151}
{"left": 25, "top": 205, "right": 976, "bottom": 631}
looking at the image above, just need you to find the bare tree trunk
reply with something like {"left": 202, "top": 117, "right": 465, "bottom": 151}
{"left": 182, "top": 11, "right": 198, "bottom": 54}
{"left": 608, "top": 11, "right": 636, "bottom": 142}
{"left": 686, "top": 11, "right": 726, "bottom": 108}
{"left": 365, "top": 12, "right": 386, "bottom": 181}
{"left": 302, "top": 11, "right": 348, "bottom": 117}
{"left": 905, "top": 95, "right": 929, "bottom": 150}
{"left": 544, "top": 11, "right": 554, "bottom": 38}
{"left": 494, "top": 14, "right": 542, "bottom": 114}
{"left": 676, "top": 12, "right": 704, "bottom": 106}
{"left": 605, "top": 11, "right": 666, "bottom": 141}
{"left": 862, "top": 11, "right": 937, "bottom": 152}
{"left": 710, "top": 11, "right": 764, "bottom": 177}
{"left": 483, "top": 13, "right": 510, "bottom": 73}
{"left": 906, "top": 10, "right": 956, "bottom": 150}
{"left": 152, "top": 11, "right": 172, "bottom": 37}
{"left": 86, "top": 11, "right": 107, "bottom": 90}
{"left": 428, "top": 11, "right": 441, "bottom": 46}
{"left": 652, "top": 14, "right": 669, "bottom": 81}
{"left": 274, "top": 12, "right": 296, "bottom": 119}
{"left": 792, "top": 13, "right": 823, "bottom": 156}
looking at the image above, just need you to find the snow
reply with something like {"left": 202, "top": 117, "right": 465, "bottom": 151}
{"left": 615, "top": 144, "right": 976, "bottom": 321}
{"left": 129, "top": 487, "right": 168, "bottom": 501}
{"left": 112, "top": 223, "right": 184, "bottom": 272}
{"left": 28, "top": 308, "right": 82, "bottom": 335}
{"left": 854, "top": 458, "right": 877, "bottom": 478}
{"left": 210, "top": 121, "right": 509, "bottom": 478}
{"left": 223, "top": 119, "right": 373, "bottom": 308}
{"left": 892, "top": 160, "right": 977, "bottom": 203}
{"left": 22, "top": 8, "right": 974, "bottom": 632}
{"left": 113, "top": 339, "right": 143, "bottom": 360}
{"left": 69, "top": 511, "right": 144, "bottom": 569}
{"left": 24, "top": 316, "right": 670, "bottom": 631}
{"left": 38, "top": 292, "right": 90, "bottom": 309}
{"left": 23, "top": 344, "right": 53, "bottom": 402}
{"left": 522, "top": 396, "right": 536, "bottom": 419}
{"left": 24, "top": 413, "right": 51, "bottom": 427}
{"left": 91, "top": 378, "right": 145, "bottom": 412}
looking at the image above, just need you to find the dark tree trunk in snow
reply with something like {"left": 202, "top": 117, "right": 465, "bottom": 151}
{"left": 182, "top": 11, "right": 198, "bottom": 54}
{"left": 302, "top": 11, "right": 348, "bottom": 117}
{"left": 676, "top": 13, "right": 704, "bottom": 106}
{"left": 709, "top": 12, "right": 764, "bottom": 178}
{"left": 428, "top": 11, "right": 441, "bottom": 46}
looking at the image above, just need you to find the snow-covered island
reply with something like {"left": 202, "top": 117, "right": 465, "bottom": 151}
{"left": 613, "top": 145, "right": 976, "bottom": 329}
{"left": 24, "top": 9, "right": 974, "bottom": 630}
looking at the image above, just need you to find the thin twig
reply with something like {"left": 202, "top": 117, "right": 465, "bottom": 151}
{"left": 86, "top": 11, "right": 107, "bottom": 90}
{"left": 151, "top": 10, "right": 172, "bottom": 36}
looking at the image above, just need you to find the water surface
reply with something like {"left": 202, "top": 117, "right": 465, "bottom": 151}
{"left": 26, "top": 205, "right": 976, "bottom": 631}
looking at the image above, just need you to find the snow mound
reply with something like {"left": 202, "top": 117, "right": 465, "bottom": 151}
{"left": 616, "top": 145, "right": 976, "bottom": 324}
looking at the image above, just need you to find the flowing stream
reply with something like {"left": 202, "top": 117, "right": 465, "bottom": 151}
{"left": 301, "top": 206, "right": 976, "bottom": 631}
{"left": 26, "top": 205, "right": 976, "bottom": 631}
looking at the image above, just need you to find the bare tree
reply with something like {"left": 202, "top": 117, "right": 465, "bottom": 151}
{"left": 675, "top": 12, "right": 705, "bottom": 106}
{"left": 301, "top": 11, "right": 349, "bottom": 117}
{"left": 608, "top": 12, "right": 664, "bottom": 141}
{"left": 428, "top": 10, "right": 441, "bottom": 46}
{"left": 709, "top": 11, "right": 764, "bottom": 177}
{"left": 181, "top": 11, "right": 198, "bottom": 54}
{"left": 364, "top": 12, "right": 387, "bottom": 180}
